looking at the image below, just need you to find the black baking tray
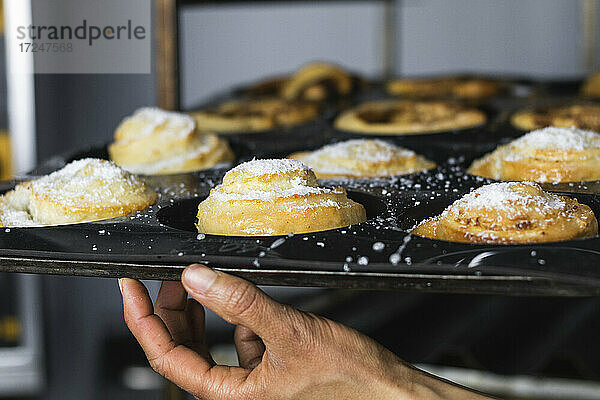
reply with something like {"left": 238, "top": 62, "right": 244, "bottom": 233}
{"left": 2, "top": 77, "right": 600, "bottom": 296}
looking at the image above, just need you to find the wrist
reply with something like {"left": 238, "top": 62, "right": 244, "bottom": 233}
{"left": 380, "top": 362, "right": 493, "bottom": 400}
{"left": 377, "top": 362, "right": 443, "bottom": 400}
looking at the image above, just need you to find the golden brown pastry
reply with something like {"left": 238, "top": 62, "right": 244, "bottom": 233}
{"left": 334, "top": 100, "right": 486, "bottom": 135}
{"left": 243, "top": 62, "right": 358, "bottom": 101}
{"left": 0, "top": 158, "right": 158, "bottom": 227}
{"left": 109, "top": 107, "right": 234, "bottom": 175}
{"left": 281, "top": 62, "right": 354, "bottom": 101}
{"left": 581, "top": 72, "right": 600, "bottom": 98}
{"left": 289, "top": 139, "right": 435, "bottom": 179}
{"left": 412, "top": 182, "right": 598, "bottom": 244}
{"left": 387, "top": 77, "right": 504, "bottom": 100}
{"left": 196, "top": 159, "right": 366, "bottom": 236}
{"left": 511, "top": 104, "right": 600, "bottom": 131}
{"left": 190, "top": 99, "right": 319, "bottom": 133}
{"left": 468, "top": 126, "right": 600, "bottom": 183}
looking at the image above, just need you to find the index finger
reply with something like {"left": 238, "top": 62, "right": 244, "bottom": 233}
{"left": 119, "top": 278, "right": 250, "bottom": 399}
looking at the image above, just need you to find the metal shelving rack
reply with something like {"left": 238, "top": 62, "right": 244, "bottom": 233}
{"left": 155, "top": 0, "right": 398, "bottom": 110}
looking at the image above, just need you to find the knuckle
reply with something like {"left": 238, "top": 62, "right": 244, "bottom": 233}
{"left": 148, "top": 354, "right": 167, "bottom": 376}
{"left": 225, "top": 281, "right": 260, "bottom": 319}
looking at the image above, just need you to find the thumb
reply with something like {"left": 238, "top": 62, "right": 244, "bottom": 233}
{"left": 181, "top": 264, "right": 294, "bottom": 342}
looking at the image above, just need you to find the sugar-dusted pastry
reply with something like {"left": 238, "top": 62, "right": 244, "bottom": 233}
{"left": 281, "top": 62, "right": 354, "bottom": 101}
{"left": 289, "top": 139, "right": 435, "bottom": 179}
{"left": 412, "top": 182, "right": 598, "bottom": 244}
{"left": 191, "top": 98, "right": 319, "bottom": 133}
{"left": 387, "top": 76, "right": 504, "bottom": 100}
{"left": 109, "top": 107, "right": 234, "bottom": 175}
{"left": 196, "top": 159, "right": 366, "bottom": 236}
{"left": 0, "top": 158, "right": 158, "bottom": 227}
{"left": 468, "top": 126, "right": 600, "bottom": 183}
{"left": 581, "top": 72, "right": 600, "bottom": 98}
{"left": 511, "top": 104, "right": 600, "bottom": 132}
{"left": 334, "top": 100, "right": 486, "bottom": 135}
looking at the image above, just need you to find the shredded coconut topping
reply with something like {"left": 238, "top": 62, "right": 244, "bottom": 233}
{"left": 510, "top": 126, "right": 600, "bottom": 151}
{"left": 229, "top": 159, "right": 310, "bottom": 177}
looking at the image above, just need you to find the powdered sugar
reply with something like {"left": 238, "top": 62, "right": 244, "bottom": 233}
{"left": 450, "top": 182, "right": 565, "bottom": 213}
{"left": 510, "top": 126, "right": 600, "bottom": 152}
{"left": 297, "top": 139, "right": 420, "bottom": 176}
{"left": 120, "top": 107, "right": 195, "bottom": 142}
{"left": 211, "top": 185, "right": 339, "bottom": 202}
{"left": 229, "top": 159, "right": 310, "bottom": 177}
{"left": 30, "top": 158, "right": 146, "bottom": 206}
{"left": 306, "top": 139, "right": 414, "bottom": 163}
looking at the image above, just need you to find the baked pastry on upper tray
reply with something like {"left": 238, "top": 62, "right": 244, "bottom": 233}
{"left": 243, "top": 62, "right": 361, "bottom": 102}
{"left": 387, "top": 76, "right": 505, "bottom": 100}
{"left": 288, "top": 139, "right": 435, "bottom": 179}
{"left": 109, "top": 107, "right": 234, "bottom": 175}
{"left": 190, "top": 98, "right": 319, "bottom": 134}
{"left": 511, "top": 104, "right": 600, "bottom": 132}
{"left": 468, "top": 126, "right": 600, "bottom": 183}
{"left": 196, "top": 159, "right": 366, "bottom": 236}
{"left": 334, "top": 100, "right": 486, "bottom": 135}
{"left": 0, "top": 158, "right": 158, "bottom": 227}
{"left": 580, "top": 72, "right": 600, "bottom": 98}
{"left": 412, "top": 182, "right": 598, "bottom": 244}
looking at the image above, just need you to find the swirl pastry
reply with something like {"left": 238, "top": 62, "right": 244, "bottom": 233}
{"left": 387, "top": 76, "right": 504, "bottom": 100}
{"left": 511, "top": 104, "right": 600, "bottom": 132}
{"left": 109, "top": 107, "right": 234, "bottom": 175}
{"left": 243, "top": 62, "right": 359, "bottom": 102}
{"left": 280, "top": 62, "right": 355, "bottom": 101}
{"left": 581, "top": 72, "right": 600, "bottom": 98}
{"left": 412, "top": 182, "right": 598, "bottom": 244}
{"left": 191, "top": 99, "right": 319, "bottom": 133}
{"left": 196, "top": 159, "right": 366, "bottom": 236}
{"left": 289, "top": 139, "right": 435, "bottom": 179}
{"left": 334, "top": 100, "right": 486, "bottom": 135}
{"left": 0, "top": 158, "right": 158, "bottom": 227}
{"left": 468, "top": 126, "right": 600, "bottom": 183}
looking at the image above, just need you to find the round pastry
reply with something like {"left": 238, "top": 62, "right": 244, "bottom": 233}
{"left": 387, "top": 77, "right": 504, "bottom": 100}
{"left": 190, "top": 99, "right": 319, "bottom": 133}
{"left": 109, "top": 107, "right": 234, "bottom": 175}
{"left": 0, "top": 158, "right": 158, "bottom": 227}
{"left": 196, "top": 159, "right": 366, "bottom": 236}
{"left": 468, "top": 126, "right": 600, "bottom": 183}
{"left": 412, "top": 182, "right": 598, "bottom": 244}
{"left": 281, "top": 62, "right": 354, "bottom": 101}
{"left": 511, "top": 104, "right": 600, "bottom": 132}
{"left": 334, "top": 100, "right": 486, "bottom": 135}
{"left": 581, "top": 72, "right": 600, "bottom": 98}
{"left": 288, "top": 139, "right": 435, "bottom": 179}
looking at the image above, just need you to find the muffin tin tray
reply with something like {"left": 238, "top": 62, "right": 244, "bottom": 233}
{"left": 1, "top": 161, "right": 600, "bottom": 296}
{"left": 2, "top": 76, "right": 600, "bottom": 296}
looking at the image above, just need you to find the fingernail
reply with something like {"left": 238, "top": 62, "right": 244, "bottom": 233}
{"left": 118, "top": 278, "right": 125, "bottom": 293}
{"left": 183, "top": 264, "right": 217, "bottom": 293}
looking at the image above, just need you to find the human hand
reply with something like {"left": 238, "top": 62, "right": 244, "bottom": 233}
{"left": 119, "top": 264, "right": 493, "bottom": 400}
